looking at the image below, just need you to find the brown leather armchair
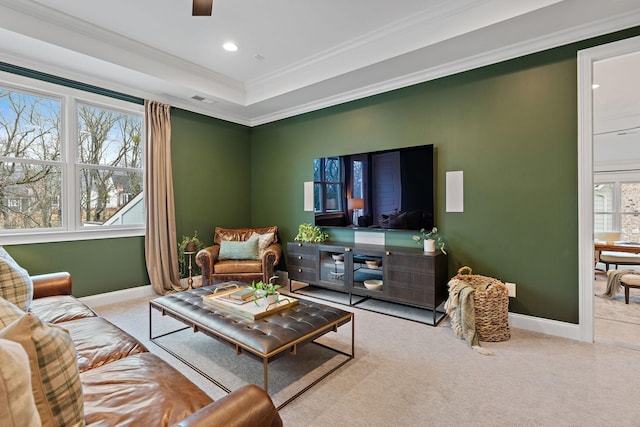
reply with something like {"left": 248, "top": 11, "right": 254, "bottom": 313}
{"left": 196, "top": 226, "right": 282, "bottom": 286}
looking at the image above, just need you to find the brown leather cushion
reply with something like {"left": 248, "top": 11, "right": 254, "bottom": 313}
{"left": 214, "top": 259, "right": 263, "bottom": 274}
{"left": 61, "top": 317, "right": 148, "bottom": 372}
{"left": 81, "top": 352, "right": 213, "bottom": 426}
{"left": 214, "top": 226, "right": 278, "bottom": 245}
{"left": 29, "top": 295, "right": 97, "bottom": 324}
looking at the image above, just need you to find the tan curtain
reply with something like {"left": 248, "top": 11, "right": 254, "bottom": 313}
{"left": 144, "top": 100, "right": 181, "bottom": 294}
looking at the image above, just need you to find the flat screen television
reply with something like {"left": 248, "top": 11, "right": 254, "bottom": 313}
{"left": 313, "top": 144, "right": 434, "bottom": 231}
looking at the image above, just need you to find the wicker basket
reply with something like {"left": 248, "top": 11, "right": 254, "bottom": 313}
{"left": 453, "top": 266, "right": 510, "bottom": 342}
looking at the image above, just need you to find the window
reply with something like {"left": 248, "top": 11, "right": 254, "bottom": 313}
{"left": 313, "top": 157, "right": 343, "bottom": 213}
{"left": 594, "top": 183, "right": 614, "bottom": 232}
{"left": 594, "top": 172, "right": 640, "bottom": 242}
{"left": 0, "top": 72, "right": 144, "bottom": 244}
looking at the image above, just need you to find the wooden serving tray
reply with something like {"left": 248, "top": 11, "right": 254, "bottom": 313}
{"left": 202, "top": 287, "right": 299, "bottom": 320}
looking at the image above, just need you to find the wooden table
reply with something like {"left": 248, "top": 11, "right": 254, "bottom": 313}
{"left": 594, "top": 242, "right": 640, "bottom": 273}
{"left": 595, "top": 242, "right": 640, "bottom": 254}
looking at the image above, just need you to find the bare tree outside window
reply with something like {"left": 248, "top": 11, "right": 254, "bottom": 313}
{"left": 0, "top": 89, "right": 62, "bottom": 229}
{"left": 77, "top": 104, "right": 143, "bottom": 226}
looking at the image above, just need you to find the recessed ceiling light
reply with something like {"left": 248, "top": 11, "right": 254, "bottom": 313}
{"left": 223, "top": 42, "right": 238, "bottom": 52}
{"left": 592, "top": 83, "right": 600, "bottom": 89}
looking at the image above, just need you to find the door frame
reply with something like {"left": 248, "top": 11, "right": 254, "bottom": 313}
{"left": 577, "top": 35, "right": 640, "bottom": 342}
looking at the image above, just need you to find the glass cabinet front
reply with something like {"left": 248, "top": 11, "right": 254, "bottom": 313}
{"left": 318, "top": 248, "right": 347, "bottom": 290}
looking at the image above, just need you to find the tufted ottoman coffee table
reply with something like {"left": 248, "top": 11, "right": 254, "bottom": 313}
{"left": 149, "top": 284, "right": 354, "bottom": 408}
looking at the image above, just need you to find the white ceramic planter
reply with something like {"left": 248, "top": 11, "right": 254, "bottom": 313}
{"left": 424, "top": 239, "right": 436, "bottom": 252}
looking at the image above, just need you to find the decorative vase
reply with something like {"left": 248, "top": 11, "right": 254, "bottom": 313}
{"left": 254, "top": 289, "right": 268, "bottom": 307}
{"left": 424, "top": 239, "right": 436, "bottom": 252}
{"left": 254, "top": 291, "right": 280, "bottom": 308}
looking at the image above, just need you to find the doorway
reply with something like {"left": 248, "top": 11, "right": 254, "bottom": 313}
{"left": 578, "top": 35, "right": 640, "bottom": 348}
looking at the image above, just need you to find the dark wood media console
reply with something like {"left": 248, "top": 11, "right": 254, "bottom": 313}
{"left": 287, "top": 241, "right": 448, "bottom": 325}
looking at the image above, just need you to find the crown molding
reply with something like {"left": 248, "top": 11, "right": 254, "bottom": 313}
{"left": 249, "top": 7, "right": 640, "bottom": 126}
{"left": 244, "top": 0, "right": 561, "bottom": 105}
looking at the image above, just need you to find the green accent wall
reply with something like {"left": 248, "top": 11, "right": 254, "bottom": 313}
{"left": 171, "top": 108, "right": 252, "bottom": 245}
{"left": 5, "top": 238, "right": 147, "bottom": 298}
{"left": 252, "top": 27, "right": 640, "bottom": 324}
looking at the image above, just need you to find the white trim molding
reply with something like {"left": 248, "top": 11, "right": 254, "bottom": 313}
{"left": 577, "top": 35, "right": 640, "bottom": 343}
{"left": 79, "top": 284, "right": 154, "bottom": 307}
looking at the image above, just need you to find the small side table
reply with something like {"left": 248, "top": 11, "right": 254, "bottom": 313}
{"left": 184, "top": 251, "right": 196, "bottom": 289}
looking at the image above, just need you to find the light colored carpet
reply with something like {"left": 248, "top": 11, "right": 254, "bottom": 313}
{"left": 93, "top": 288, "right": 640, "bottom": 427}
{"left": 593, "top": 272, "right": 640, "bottom": 350}
{"left": 594, "top": 273, "right": 640, "bottom": 324}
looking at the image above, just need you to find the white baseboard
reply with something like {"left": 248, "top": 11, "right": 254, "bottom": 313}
{"left": 79, "top": 284, "right": 155, "bottom": 307}
{"left": 508, "top": 312, "right": 582, "bottom": 341}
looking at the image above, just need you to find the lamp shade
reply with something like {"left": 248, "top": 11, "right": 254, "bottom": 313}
{"left": 348, "top": 198, "right": 363, "bottom": 210}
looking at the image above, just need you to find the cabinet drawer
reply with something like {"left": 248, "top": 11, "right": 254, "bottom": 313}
{"left": 385, "top": 254, "right": 434, "bottom": 273}
{"left": 287, "top": 243, "right": 317, "bottom": 256}
{"left": 288, "top": 267, "right": 316, "bottom": 283}
{"left": 287, "top": 254, "right": 317, "bottom": 269}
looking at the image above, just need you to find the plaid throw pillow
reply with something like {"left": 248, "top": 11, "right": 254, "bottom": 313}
{"left": 0, "top": 338, "right": 42, "bottom": 427}
{"left": 0, "top": 295, "right": 24, "bottom": 327}
{"left": 0, "top": 298, "right": 84, "bottom": 427}
{"left": 250, "top": 232, "right": 275, "bottom": 256}
{"left": 0, "top": 247, "right": 34, "bottom": 311}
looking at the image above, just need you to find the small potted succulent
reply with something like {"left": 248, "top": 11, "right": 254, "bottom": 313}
{"left": 412, "top": 227, "right": 447, "bottom": 254}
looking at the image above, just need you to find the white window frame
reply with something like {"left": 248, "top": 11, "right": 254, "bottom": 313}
{"left": 0, "top": 71, "right": 145, "bottom": 245}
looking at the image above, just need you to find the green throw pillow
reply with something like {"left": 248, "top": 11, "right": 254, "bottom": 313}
{"left": 218, "top": 236, "right": 260, "bottom": 260}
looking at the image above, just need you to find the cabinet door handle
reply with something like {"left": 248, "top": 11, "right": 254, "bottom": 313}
{"left": 345, "top": 248, "right": 351, "bottom": 252}
{"left": 298, "top": 268, "right": 302, "bottom": 273}
{"left": 386, "top": 251, "right": 390, "bottom": 256}
{"left": 298, "top": 255, "right": 302, "bottom": 259}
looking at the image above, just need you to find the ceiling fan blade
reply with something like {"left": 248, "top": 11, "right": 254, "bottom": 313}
{"left": 192, "top": 0, "right": 213, "bottom": 16}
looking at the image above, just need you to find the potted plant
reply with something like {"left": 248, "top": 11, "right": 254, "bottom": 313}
{"left": 294, "top": 223, "right": 329, "bottom": 243}
{"left": 412, "top": 227, "right": 447, "bottom": 254}
{"left": 178, "top": 230, "right": 205, "bottom": 278}
{"left": 251, "top": 276, "right": 281, "bottom": 306}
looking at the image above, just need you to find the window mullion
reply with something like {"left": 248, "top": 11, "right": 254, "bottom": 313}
{"left": 64, "top": 95, "right": 77, "bottom": 232}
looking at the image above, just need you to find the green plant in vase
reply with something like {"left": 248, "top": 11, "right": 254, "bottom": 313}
{"left": 294, "top": 223, "right": 329, "bottom": 243}
{"left": 251, "top": 276, "right": 281, "bottom": 306}
{"left": 178, "top": 230, "right": 205, "bottom": 278}
{"left": 412, "top": 227, "right": 447, "bottom": 254}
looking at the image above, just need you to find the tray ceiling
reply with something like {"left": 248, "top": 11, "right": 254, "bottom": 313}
{"left": 0, "top": 0, "right": 639, "bottom": 126}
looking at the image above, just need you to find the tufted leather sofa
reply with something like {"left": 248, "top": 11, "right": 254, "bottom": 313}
{"left": 29, "top": 272, "right": 283, "bottom": 427}
{"left": 196, "top": 226, "right": 282, "bottom": 286}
